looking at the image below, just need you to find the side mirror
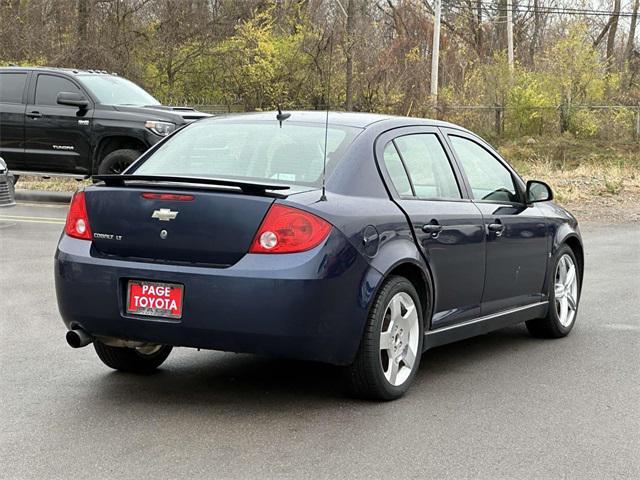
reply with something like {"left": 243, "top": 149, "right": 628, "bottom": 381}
{"left": 57, "top": 92, "right": 89, "bottom": 109}
{"left": 526, "top": 180, "right": 553, "bottom": 203}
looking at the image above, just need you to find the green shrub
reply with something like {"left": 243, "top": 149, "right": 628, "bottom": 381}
{"left": 506, "top": 72, "right": 556, "bottom": 136}
{"left": 567, "top": 109, "right": 599, "bottom": 138}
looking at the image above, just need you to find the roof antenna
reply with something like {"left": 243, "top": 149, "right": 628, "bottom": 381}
{"left": 320, "top": 36, "right": 334, "bottom": 202}
{"left": 276, "top": 105, "right": 290, "bottom": 128}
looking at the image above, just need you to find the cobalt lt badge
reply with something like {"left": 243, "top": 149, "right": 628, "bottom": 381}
{"left": 160, "top": 229, "right": 168, "bottom": 240}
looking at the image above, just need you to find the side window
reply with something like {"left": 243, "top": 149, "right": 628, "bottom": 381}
{"left": 394, "top": 134, "right": 461, "bottom": 199}
{"left": 0, "top": 73, "right": 28, "bottom": 103}
{"left": 449, "top": 135, "right": 519, "bottom": 202}
{"left": 35, "top": 75, "right": 81, "bottom": 106}
{"left": 382, "top": 142, "right": 412, "bottom": 196}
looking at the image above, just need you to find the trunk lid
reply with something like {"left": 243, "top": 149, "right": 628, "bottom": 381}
{"left": 85, "top": 186, "right": 273, "bottom": 266}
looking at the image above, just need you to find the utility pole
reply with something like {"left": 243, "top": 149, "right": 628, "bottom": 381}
{"left": 506, "top": 0, "right": 514, "bottom": 70}
{"left": 431, "top": 0, "right": 441, "bottom": 103}
{"left": 345, "top": 0, "right": 355, "bottom": 111}
{"left": 335, "top": 0, "right": 351, "bottom": 109}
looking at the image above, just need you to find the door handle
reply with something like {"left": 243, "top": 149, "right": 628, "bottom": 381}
{"left": 27, "top": 111, "right": 42, "bottom": 118}
{"left": 422, "top": 221, "right": 443, "bottom": 237}
{"left": 488, "top": 221, "right": 506, "bottom": 237}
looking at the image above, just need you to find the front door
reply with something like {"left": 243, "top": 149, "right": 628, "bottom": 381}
{"left": 0, "top": 71, "right": 28, "bottom": 169}
{"left": 24, "top": 73, "right": 93, "bottom": 174}
{"left": 443, "top": 130, "right": 549, "bottom": 315}
{"left": 377, "top": 127, "right": 486, "bottom": 327}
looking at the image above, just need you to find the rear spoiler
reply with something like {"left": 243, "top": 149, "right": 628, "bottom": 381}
{"left": 93, "top": 174, "right": 290, "bottom": 195}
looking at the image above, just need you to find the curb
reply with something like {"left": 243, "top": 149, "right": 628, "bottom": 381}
{"left": 15, "top": 189, "right": 72, "bottom": 204}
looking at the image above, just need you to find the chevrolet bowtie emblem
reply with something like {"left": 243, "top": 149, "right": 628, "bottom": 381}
{"left": 151, "top": 208, "right": 179, "bottom": 221}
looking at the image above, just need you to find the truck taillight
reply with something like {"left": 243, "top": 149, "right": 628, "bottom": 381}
{"left": 249, "top": 204, "right": 332, "bottom": 254}
{"left": 65, "top": 191, "right": 92, "bottom": 240}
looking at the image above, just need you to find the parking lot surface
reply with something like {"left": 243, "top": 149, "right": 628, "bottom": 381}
{"left": 1, "top": 203, "right": 638, "bottom": 479}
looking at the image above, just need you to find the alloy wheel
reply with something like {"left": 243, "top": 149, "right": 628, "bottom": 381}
{"left": 554, "top": 253, "right": 578, "bottom": 327}
{"left": 379, "top": 292, "right": 420, "bottom": 387}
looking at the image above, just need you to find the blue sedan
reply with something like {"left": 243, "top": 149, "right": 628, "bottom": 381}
{"left": 55, "top": 111, "right": 583, "bottom": 400}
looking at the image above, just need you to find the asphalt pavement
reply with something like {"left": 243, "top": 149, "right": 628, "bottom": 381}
{"left": 1, "top": 202, "right": 638, "bottom": 479}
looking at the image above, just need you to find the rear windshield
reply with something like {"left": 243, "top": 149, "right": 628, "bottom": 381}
{"left": 133, "top": 120, "right": 361, "bottom": 187}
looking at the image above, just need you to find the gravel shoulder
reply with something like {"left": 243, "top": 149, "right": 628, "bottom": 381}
{"left": 563, "top": 192, "right": 640, "bottom": 225}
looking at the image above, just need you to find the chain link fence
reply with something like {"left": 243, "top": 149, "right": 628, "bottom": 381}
{"left": 428, "top": 105, "right": 640, "bottom": 142}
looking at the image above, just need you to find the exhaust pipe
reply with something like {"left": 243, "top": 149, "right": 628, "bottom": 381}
{"left": 66, "top": 328, "right": 93, "bottom": 348}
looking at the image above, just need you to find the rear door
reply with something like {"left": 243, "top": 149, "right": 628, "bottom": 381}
{"left": 0, "top": 71, "right": 28, "bottom": 169}
{"left": 443, "top": 129, "right": 549, "bottom": 315}
{"left": 377, "top": 127, "right": 486, "bottom": 327}
{"left": 24, "top": 73, "right": 94, "bottom": 173}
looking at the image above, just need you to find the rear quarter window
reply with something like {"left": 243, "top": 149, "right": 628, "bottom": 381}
{"left": 382, "top": 142, "right": 412, "bottom": 196}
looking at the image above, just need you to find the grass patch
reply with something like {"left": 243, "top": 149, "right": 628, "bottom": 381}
{"left": 497, "top": 137, "right": 639, "bottom": 204}
{"left": 16, "top": 176, "right": 90, "bottom": 192}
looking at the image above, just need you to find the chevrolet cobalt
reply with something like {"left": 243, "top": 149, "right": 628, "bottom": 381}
{"left": 55, "top": 112, "right": 583, "bottom": 400}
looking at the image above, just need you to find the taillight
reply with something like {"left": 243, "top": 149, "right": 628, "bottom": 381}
{"left": 65, "top": 191, "right": 92, "bottom": 240}
{"left": 141, "top": 193, "right": 194, "bottom": 201}
{"left": 249, "top": 204, "right": 332, "bottom": 254}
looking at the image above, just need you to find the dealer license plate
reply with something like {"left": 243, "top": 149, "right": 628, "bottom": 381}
{"left": 126, "top": 280, "right": 184, "bottom": 319}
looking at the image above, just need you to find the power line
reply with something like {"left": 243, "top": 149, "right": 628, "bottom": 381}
{"left": 471, "top": 3, "right": 635, "bottom": 17}
{"left": 443, "top": 1, "right": 638, "bottom": 18}
{"left": 447, "top": 0, "right": 625, "bottom": 13}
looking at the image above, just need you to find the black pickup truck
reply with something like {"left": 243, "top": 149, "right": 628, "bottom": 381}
{"left": 0, "top": 67, "right": 209, "bottom": 180}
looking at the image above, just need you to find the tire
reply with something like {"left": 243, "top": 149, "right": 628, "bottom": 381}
{"left": 10, "top": 174, "right": 18, "bottom": 186}
{"left": 93, "top": 341, "right": 172, "bottom": 373}
{"left": 526, "top": 244, "right": 581, "bottom": 338}
{"left": 345, "top": 275, "right": 424, "bottom": 401}
{"left": 97, "top": 149, "right": 141, "bottom": 175}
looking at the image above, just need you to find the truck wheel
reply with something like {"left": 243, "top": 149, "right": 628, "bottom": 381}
{"left": 98, "top": 149, "right": 141, "bottom": 175}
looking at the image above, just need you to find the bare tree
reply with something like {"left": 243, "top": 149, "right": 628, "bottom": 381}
{"left": 606, "top": 0, "right": 621, "bottom": 70}
{"left": 625, "top": 0, "right": 639, "bottom": 64}
{"left": 593, "top": 0, "right": 622, "bottom": 72}
{"left": 76, "top": 0, "right": 91, "bottom": 68}
{"left": 529, "top": 0, "right": 541, "bottom": 65}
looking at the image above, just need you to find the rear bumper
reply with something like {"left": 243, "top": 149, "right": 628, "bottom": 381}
{"left": 55, "top": 230, "right": 374, "bottom": 365}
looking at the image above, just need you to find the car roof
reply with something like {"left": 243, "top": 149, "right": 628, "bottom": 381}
{"left": 202, "top": 110, "right": 466, "bottom": 130}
